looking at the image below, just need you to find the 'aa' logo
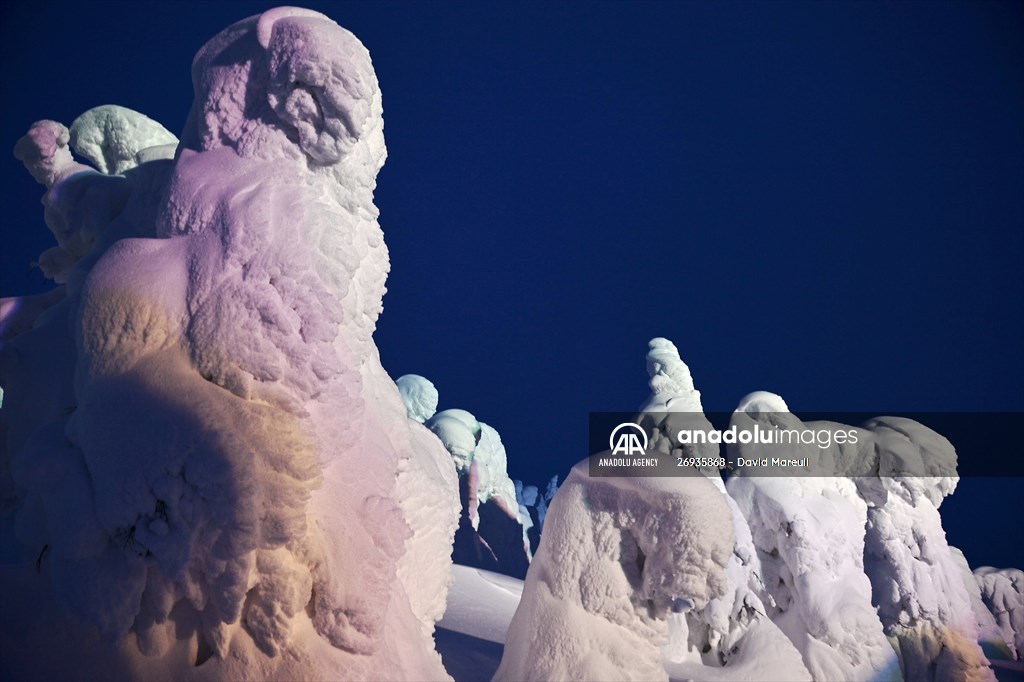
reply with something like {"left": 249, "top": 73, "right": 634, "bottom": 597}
{"left": 609, "top": 423, "right": 648, "bottom": 456}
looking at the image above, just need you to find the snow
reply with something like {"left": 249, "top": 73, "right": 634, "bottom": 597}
{"left": 1, "top": 8, "right": 458, "bottom": 681}
{"left": 726, "top": 403, "right": 900, "bottom": 681}
{"left": 515, "top": 475, "right": 558, "bottom": 529}
{"left": 636, "top": 344, "right": 812, "bottom": 681}
{"left": 495, "top": 460, "right": 735, "bottom": 682}
{"left": 951, "top": 548, "right": 1017, "bottom": 665}
{"left": 439, "top": 565, "right": 524, "bottom": 645}
{"left": 514, "top": 477, "right": 559, "bottom": 557}
{"left": 429, "top": 414, "right": 479, "bottom": 472}
{"left": 412, "top": 383, "right": 531, "bottom": 576}
{"left": 974, "top": 566, "right": 1024, "bottom": 662}
{"left": 13, "top": 119, "right": 132, "bottom": 283}
{"left": 472, "top": 423, "right": 520, "bottom": 516}
{"left": 856, "top": 419, "right": 993, "bottom": 681}
{"left": 497, "top": 339, "right": 1019, "bottom": 681}
{"left": 641, "top": 337, "right": 702, "bottom": 413}
{"left": 69, "top": 105, "right": 178, "bottom": 175}
{"left": 397, "top": 373, "right": 439, "bottom": 423}
{"left": 1, "top": 3, "right": 1020, "bottom": 678}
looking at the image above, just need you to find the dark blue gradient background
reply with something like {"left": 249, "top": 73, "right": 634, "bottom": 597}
{"left": 1, "top": 2, "right": 1021, "bottom": 567}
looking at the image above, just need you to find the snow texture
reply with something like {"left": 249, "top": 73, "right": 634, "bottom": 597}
{"left": 422, "top": 400, "right": 520, "bottom": 523}
{"left": 1, "top": 8, "right": 459, "bottom": 681}
{"left": 415, "top": 387, "right": 531, "bottom": 578}
{"left": 641, "top": 337, "right": 703, "bottom": 414}
{"left": 639, "top": 341, "right": 811, "bottom": 681}
{"left": 2, "top": 6, "right": 1019, "bottom": 678}
{"left": 12, "top": 120, "right": 132, "bottom": 283}
{"left": 496, "top": 458, "right": 735, "bottom": 682}
{"left": 974, "top": 566, "right": 1024, "bottom": 662}
{"left": 855, "top": 419, "right": 995, "bottom": 681}
{"left": 950, "top": 548, "right": 1017, "bottom": 667}
{"left": 500, "top": 338, "right": 1016, "bottom": 682}
{"left": 726, "top": 402, "right": 996, "bottom": 681}
{"left": 724, "top": 403, "right": 905, "bottom": 680}
{"left": 69, "top": 105, "right": 178, "bottom": 175}
{"left": 397, "top": 373, "right": 439, "bottom": 423}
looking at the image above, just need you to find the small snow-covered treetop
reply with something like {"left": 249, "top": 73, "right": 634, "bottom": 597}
{"left": 13, "top": 119, "right": 86, "bottom": 187}
{"left": 428, "top": 413, "right": 479, "bottom": 471}
{"left": 424, "top": 404, "right": 520, "bottom": 515}
{"left": 13, "top": 118, "right": 135, "bottom": 282}
{"left": 641, "top": 337, "right": 702, "bottom": 412}
{"left": 69, "top": 105, "right": 178, "bottom": 175}
{"left": 397, "top": 374, "right": 439, "bottom": 423}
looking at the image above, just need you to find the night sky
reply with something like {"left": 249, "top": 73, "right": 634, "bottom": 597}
{"left": 1, "top": 2, "right": 1021, "bottom": 567}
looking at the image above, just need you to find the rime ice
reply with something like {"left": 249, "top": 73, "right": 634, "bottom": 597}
{"left": 1, "top": 8, "right": 458, "bottom": 681}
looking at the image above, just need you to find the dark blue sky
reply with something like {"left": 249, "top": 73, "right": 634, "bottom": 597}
{"left": 2, "top": 2, "right": 1021, "bottom": 567}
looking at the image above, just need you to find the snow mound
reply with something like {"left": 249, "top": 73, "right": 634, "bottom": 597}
{"left": 501, "top": 339, "right": 1015, "bottom": 681}
{"left": 438, "top": 565, "right": 524, "bottom": 645}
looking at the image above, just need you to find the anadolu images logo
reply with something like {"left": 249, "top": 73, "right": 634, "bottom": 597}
{"left": 609, "top": 423, "right": 648, "bottom": 456}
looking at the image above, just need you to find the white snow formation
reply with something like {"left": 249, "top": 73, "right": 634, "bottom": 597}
{"left": 396, "top": 373, "right": 439, "bottom": 424}
{"left": 2, "top": 4, "right": 1021, "bottom": 680}
{"left": 1, "top": 7, "right": 459, "bottom": 681}
{"left": 974, "top": 566, "right": 1024, "bottom": 662}
{"left": 69, "top": 105, "right": 178, "bottom": 175}
{"left": 645, "top": 340, "right": 813, "bottom": 682}
{"left": 417, "top": 399, "right": 521, "bottom": 524}
{"left": 498, "top": 338, "right": 1021, "bottom": 681}
{"left": 410, "top": 383, "right": 531, "bottom": 576}
{"left": 726, "top": 410, "right": 901, "bottom": 681}
{"left": 495, "top": 459, "right": 735, "bottom": 682}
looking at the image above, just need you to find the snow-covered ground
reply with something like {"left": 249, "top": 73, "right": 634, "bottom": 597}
{"left": 440, "top": 565, "right": 524, "bottom": 646}
{"left": 435, "top": 566, "right": 524, "bottom": 681}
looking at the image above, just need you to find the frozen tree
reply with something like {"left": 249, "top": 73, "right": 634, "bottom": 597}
{"left": 12, "top": 120, "right": 134, "bottom": 283}
{"left": 396, "top": 374, "right": 439, "bottom": 424}
{"left": 1, "top": 8, "right": 459, "bottom": 680}
{"left": 495, "top": 460, "right": 735, "bottom": 682}
{"left": 856, "top": 418, "right": 995, "bottom": 681}
{"left": 69, "top": 105, "right": 178, "bottom": 175}
{"left": 641, "top": 343, "right": 811, "bottom": 681}
{"left": 421, "top": 399, "right": 531, "bottom": 578}
{"left": 726, "top": 402, "right": 902, "bottom": 681}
